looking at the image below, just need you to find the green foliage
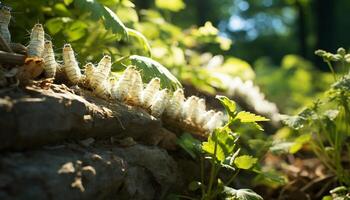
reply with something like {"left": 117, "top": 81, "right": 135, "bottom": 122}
{"left": 283, "top": 48, "right": 350, "bottom": 186}
{"left": 233, "top": 155, "right": 257, "bottom": 170}
{"left": 121, "top": 55, "right": 182, "bottom": 91}
{"left": 177, "top": 96, "right": 263, "bottom": 200}
{"left": 74, "top": 0, "right": 128, "bottom": 40}
{"left": 202, "top": 128, "right": 237, "bottom": 162}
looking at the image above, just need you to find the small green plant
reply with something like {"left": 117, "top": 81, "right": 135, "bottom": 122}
{"left": 282, "top": 48, "right": 350, "bottom": 186}
{"left": 177, "top": 96, "right": 268, "bottom": 200}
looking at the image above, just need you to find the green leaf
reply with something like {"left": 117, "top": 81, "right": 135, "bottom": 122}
{"left": 235, "top": 111, "right": 269, "bottom": 123}
{"left": 176, "top": 133, "right": 201, "bottom": 159}
{"left": 155, "top": 0, "right": 185, "bottom": 12}
{"left": 123, "top": 55, "right": 182, "bottom": 91}
{"left": 202, "top": 128, "right": 236, "bottom": 162}
{"left": 64, "top": 21, "right": 88, "bottom": 41}
{"left": 280, "top": 115, "right": 305, "bottom": 130}
{"left": 126, "top": 28, "right": 152, "bottom": 57}
{"left": 64, "top": 0, "right": 74, "bottom": 5}
{"left": 216, "top": 95, "right": 236, "bottom": 117}
{"left": 332, "top": 74, "right": 350, "bottom": 90}
{"left": 234, "top": 155, "right": 257, "bottom": 170}
{"left": 74, "top": 0, "right": 128, "bottom": 40}
{"left": 223, "top": 187, "right": 263, "bottom": 200}
{"left": 46, "top": 18, "right": 65, "bottom": 35}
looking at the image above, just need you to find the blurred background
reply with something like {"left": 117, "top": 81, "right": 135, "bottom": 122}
{"left": 4, "top": 0, "right": 349, "bottom": 114}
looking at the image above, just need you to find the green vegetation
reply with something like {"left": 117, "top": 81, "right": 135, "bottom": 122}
{"left": 3, "top": 0, "right": 350, "bottom": 199}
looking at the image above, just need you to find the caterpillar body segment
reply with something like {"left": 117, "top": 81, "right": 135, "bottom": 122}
{"left": 42, "top": 41, "right": 58, "bottom": 78}
{"left": 111, "top": 66, "right": 135, "bottom": 101}
{"left": 203, "top": 111, "right": 224, "bottom": 132}
{"left": 28, "top": 24, "right": 45, "bottom": 57}
{"left": 181, "top": 96, "right": 199, "bottom": 120}
{"left": 165, "top": 88, "right": 185, "bottom": 119}
{"left": 198, "top": 110, "right": 215, "bottom": 126}
{"left": 94, "top": 80, "right": 111, "bottom": 99}
{"left": 90, "top": 55, "right": 112, "bottom": 88}
{"left": 62, "top": 44, "right": 82, "bottom": 84}
{"left": 141, "top": 77, "right": 161, "bottom": 109}
{"left": 127, "top": 69, "right": 143, "bottom": 105}
{"left": 97, "top": 55, "right": 112, "bottom": 78}
{"left": 193, "top": 98, "right": 206, "bottom": 124}
{"left": 150, "top": 89, "right": 169, "bottom": 118}
{"left": 82, "top": 62, "right": 96, "bottom": 87}
{"left": 0, "top": 5, "right": 11, "bottom": 44}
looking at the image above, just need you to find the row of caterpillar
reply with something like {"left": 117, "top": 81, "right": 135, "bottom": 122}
{"left": 26, "top": 23, "right": 227, "bottom": 136}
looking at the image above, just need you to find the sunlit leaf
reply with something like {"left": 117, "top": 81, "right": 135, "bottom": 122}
{"left": 235, "top": 111, "right": 269, "bottom": 123}
{"left": 202, "top": 128, "right": 236, "bottom": 162}
{"left": 234, "top": 155, "right": 257, "bottom": 170}
{"left": 64, "top": 21, "right": 88, "bottom": 41}
{"left": 123, "top": 55, "right": 182, "bottom": 91}
{"left": 216, "top": 95, "right": 236, "bottom": 117}
{"left": 46, "top": 18, "right": 65, "bottom": 35}
{"left": 126, "top": 28, "right": 152, "bottom": 57}
{"left": 155, "top": 0, "right": 185, "bottom": 12}
{"left": 74, "top": 0, "right": 128, "bottom": 40}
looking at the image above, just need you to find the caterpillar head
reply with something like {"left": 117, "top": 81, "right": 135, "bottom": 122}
{"left": 84, "top": 63, "right": 95, "bottom": 75}
{"left": 102, "top": 55, "right": 111, "bottom": 61}
{"left": 63, "top": 44, "right": 72, "bottom": 52}
{"left": 30, "top": 24, "right": 44, "bottom": 40}
{"left": 0, "top": 5, "right": 11, "bottom": 18}
{"left": 44, "top": 40, "right": 53, "bottom": 49}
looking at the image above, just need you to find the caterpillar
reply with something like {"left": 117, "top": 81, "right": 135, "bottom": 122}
{"left": 0, "top": 5, "right": 11, "bottom": 44}
{"left": 193, "top": 98, "right": 206, "bottom": 124}
{"left": 181, "top": 96, "right": 199, "bottom": 120}
{"left": 27, "top": 24, "right": 45, "bottom": 57}
{"left": 83, "top": 62, "right": 96, "bottom": 87}
{"left": 150, "top": 89, "right": 169, "bottom": 118}
{"left": 94, "top": 79, "right": 111, "bottom": 99}
{"left": 127, "top": 69, "right": 143, "bottom": 105}
{"left": 62, "top": 44, "right": 82, "bottom": 84}
{"left": 90, "top": 55, "right": 111, "bottom": 89}
{"left": 165, "top": 88, "right": 185, "bottom": 119}
{"left": 111, "top": 66, "right": 135, "bottom": 101}
{"left": 42, "top": 41, "right": 58, "bottom": 78}
{"left": 15, "top": 20, "right": 229, "bottom": 136}
{"left": 203, "top": 111, "right": 224, "bottom": 132}
{"left": 141, "top": 77, "right": 161, "bottom": 109}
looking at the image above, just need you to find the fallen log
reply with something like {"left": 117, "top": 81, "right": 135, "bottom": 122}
{"left": 0, "top": 143, "right": 182, "bottom": 200}
{"left": 0, "top": 82, "right": 177, "bottom": 150}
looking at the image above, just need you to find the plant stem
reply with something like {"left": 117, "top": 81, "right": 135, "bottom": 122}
{"left": 206, "top": 133, "right": 219, "bottom": 199}
{"left": 326, "top": 60, "right": 337, "bottom": 81}
{"left": 200, "top": 155, "right": 205, "bottom": 197}
{"left": 226, "top": 169, "right": 240, "bottom": 186}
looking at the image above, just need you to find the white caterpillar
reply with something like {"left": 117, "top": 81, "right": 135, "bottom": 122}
{"left": 62, "top": 44, "right": 82, "bottom": 84}
{"left": 181, "top": 96, "right": 199, "bottom": 120}
{"left": 111, "top": 66, "right": 135, "bottom": 101}
{"left": 127, "top": 69, "right": 143, "bottom": 105}
{"left": 165, "top": 88, "right": 185, "bottom": 119}
{"left": 27, "top": 24, "right": 45, "bottom": 57}
{"left": 141, "top": 77, "right": 161, "bottom": 109}
{"left": 83, "top": 62, "right": 96, "bottom": 87}
{"left": 0, "top": 5, "right": 11, "bottom": 44}
{"left": 198, "top": 110, "right": 216, "bottom": 126}
{"left": 193, "top": 98, "right": 206, "bottom": 124}
{"left": 150, "top": 89, "right": 169, "bottom": 118}
{"left": 90, "top": 55, "right": 111, "bottom": 88}
{"left": 42, "top": 41, "right": 58, "bottom": 78}
{"left": 94, "top": 79, "right": 111, "bottom": 99}
{"left": 203, "top": 111, "right": 224, "bottom": 132}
